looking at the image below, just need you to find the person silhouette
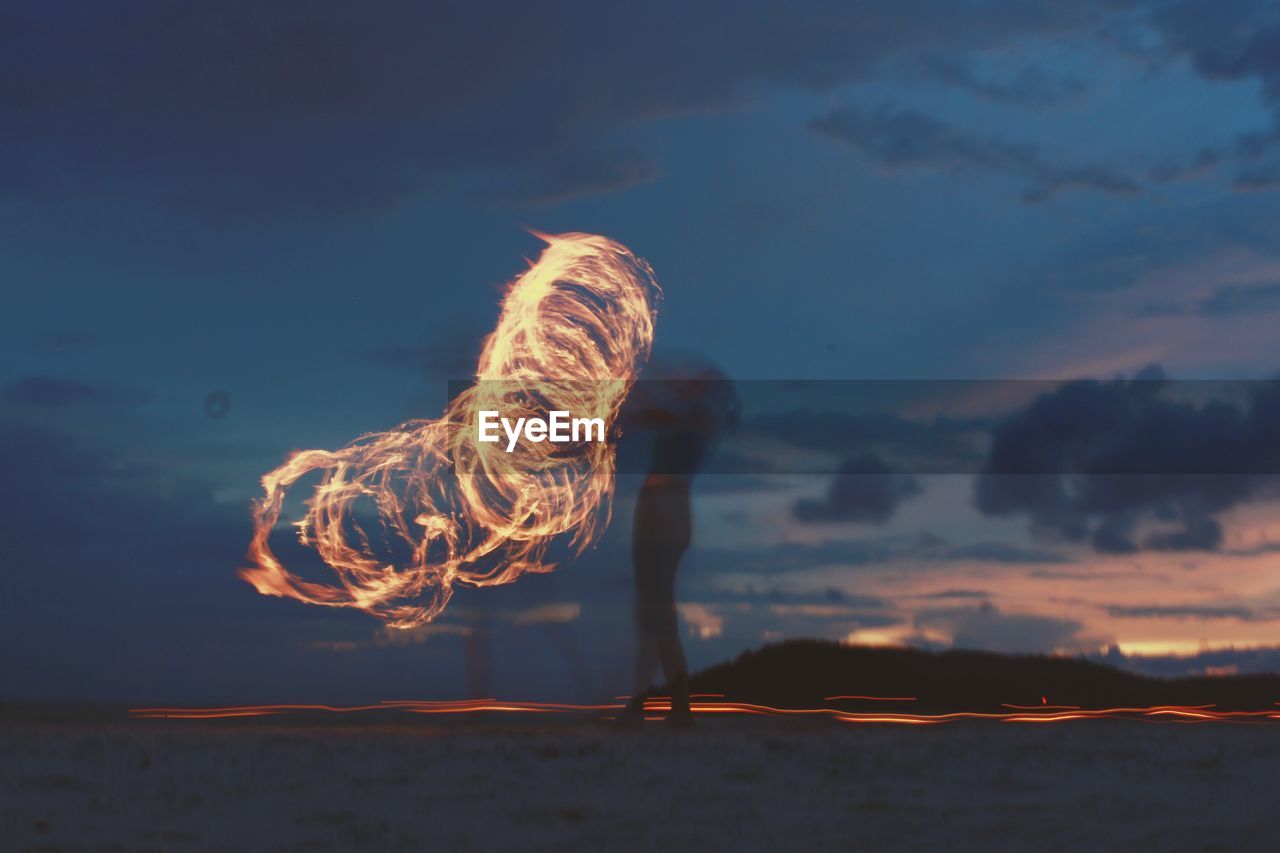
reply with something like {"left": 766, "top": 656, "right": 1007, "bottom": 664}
{"left": 617, "top": 361, "right": 737, "bottom": 728}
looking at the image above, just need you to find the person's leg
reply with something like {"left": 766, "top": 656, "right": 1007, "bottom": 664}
{"left": 624, "top": 484, "right": 692, "bottom": 726}
{"left": 623, "top": 594, "right": 691, "bottom": 726}
{"left": 648, "top": 551, "right": 692, "bottom": 725}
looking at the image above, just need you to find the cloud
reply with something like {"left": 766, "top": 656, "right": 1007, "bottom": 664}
{"left": 2, "top": 375, "right": 148, "bottom": 409}
{"left": 363, "top": 333, "right": 483, "bottom": 381}
{"left": 677, "top": 603, "right": 725, "bottom": 639}
{"left": 1103, "top": 604, "right": 1275, "bottom": 621}
{"left": 6, "top": 0, "right": 1280, "bottom": 217}
{"left": 0, "top": 0, "right": 1148, "bottom": 215}
{"left": 1148, "top": 146, "right": 1226, "bottom": 184}
{"left": 792, "top": 453, "right": 922, "bottom": 524}
{"left": 943, "top": 542, "right": 1071, "bottom": 564}
{"left": 689, "top": 449, "right": 789, "bottom": 491}
{"left": 916, "top": 55, "right": 1087, "bottom": 107}
{"left": 509, "top": 602, "right": 582, "bottom": 626}
{"left": 1225, "top": 540, "right": 1280, "bottom": 557}
{"left": 809, "top": 104, "right": 1141, "bottom": 202}
{"left": 674, "top": 592, "right": 904, "bottom": 648}
{"left": 696, "top": 532, "right": 1070, "bottom": 576}
{"left": 694, "top": 536, "right": 917, "bottom": 576}
{"left": 1031, "top": 193, "right": 1280, "bottom": 301}
{"left": 684, "top": 582, "right": 890, "bottom": 612}
{"left": 693, "top": 474, "right": 790, "bottom": 495}
{"left": 1152, "top": 1, "right": 1280, "bottom": 96}
{"left": 1139, "top": 280, "right": 1280, "bottom": 317}
{"left": 974, "top": 367, "right": 1280, "bottom": 552}
{"left": 1236, "top": 161, "right": 1280, "bottom": 191}
{"left": 477, "top": 151, "right": 661, "bottom": 207}
{"left": 1093, "top": 643, "right": 1280, "bottom": 677}
{"left": 913, "top": 601, "right": 1101, "bottom": 653}
{"left": 1147, "top": 0, "right": 1280, "bottom": 188}
{"left": 744, "top": 406, "right": 988, "bottom": 473}
{"left": 913, "top": 589, "right": 992, "bottom": 600}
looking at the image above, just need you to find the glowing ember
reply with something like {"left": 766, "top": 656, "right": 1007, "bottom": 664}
{"left": 240, "top": 233, "right": 659, "bottom": 627}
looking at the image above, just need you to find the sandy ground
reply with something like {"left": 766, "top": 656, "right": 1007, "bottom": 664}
{"left": 2, "top": 713, "right": 1275, "bottom": 851}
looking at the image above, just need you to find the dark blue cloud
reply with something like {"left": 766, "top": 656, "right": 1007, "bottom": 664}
{"left": 3, "top": 375, "right": 148, "bottom": 409}
{"left": 1103, "top": 604, "right": 1271, "bottom": 621}
{"left": 1148, "top": 0, "right": 1280, "bottom": 187}
{"left": 694, "top": 532, "right": 1072, "bottom": 576}
{"left": 793, "top": 453, "right": 922, "bottom": 524}
{"left": 915, "top": 55, "right": 1088, "bottom": 107}
{"left": 810, "top": 104, "right": 1141, "bottom": 202}
{"left": 0, "top": 0, "right": 1151, "bottom": 215}
{"left": 975, "top": 368, "right": 1280, "bottom": 552}
{"left": 744, "top": 405, "right": 987, "bottom": 473}
{"left": 1138, "top": 281, "right": 1280, "bottom": 317}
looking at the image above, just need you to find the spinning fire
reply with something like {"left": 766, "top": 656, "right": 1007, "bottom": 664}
{"left": 240, "top": 233, "right": 660, "bottom": 628}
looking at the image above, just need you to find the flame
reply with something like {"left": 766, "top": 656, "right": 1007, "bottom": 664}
{"left": 240, "top": 233, "right": 659, "bottom": 627}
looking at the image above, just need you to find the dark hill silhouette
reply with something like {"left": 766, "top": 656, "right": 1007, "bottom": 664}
{"left": 683, "top": 640, "right": 1280, "bottom": 713}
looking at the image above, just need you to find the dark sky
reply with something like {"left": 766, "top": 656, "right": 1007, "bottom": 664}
{"left": 6, "top": 0, "right": 1280, "bottom": 702}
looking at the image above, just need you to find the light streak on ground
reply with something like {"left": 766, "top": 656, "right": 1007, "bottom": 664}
{"left": 129, "top": 697, "right": 1280, "bottom": 725}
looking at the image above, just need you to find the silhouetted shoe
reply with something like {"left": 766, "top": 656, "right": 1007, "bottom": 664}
{"left": 665, "top": 708, "right": 695, "bottom": 730}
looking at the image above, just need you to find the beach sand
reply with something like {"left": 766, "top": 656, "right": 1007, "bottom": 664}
{"left": 2, "top": 712, "right": 1273, "bottom": 851}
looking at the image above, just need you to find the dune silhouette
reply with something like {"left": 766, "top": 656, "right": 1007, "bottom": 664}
{"left": 681, "top": 640, "right": 1280, "bottom": 713}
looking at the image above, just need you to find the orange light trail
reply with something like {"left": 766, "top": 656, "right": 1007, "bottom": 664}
{"left": 128, "top": 698, "right": 1280, "bottom": 725}
{"left": 240, "top": 233, "right": 659, "bottom": 628}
